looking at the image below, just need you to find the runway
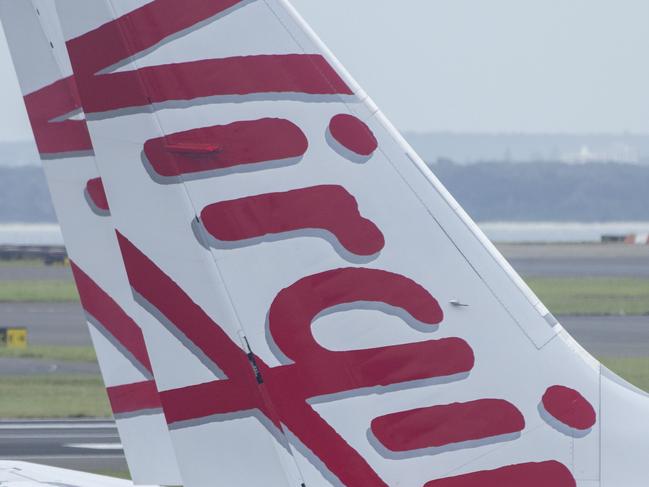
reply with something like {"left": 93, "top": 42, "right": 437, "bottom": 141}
{"left": 0, "top": 264, "right": 72, "bottom": 282}
{"left": 0, "top": 302, "right": 89, "bottom": 346}
{"left": 499, "top": 243, "right": 649, "bottom": 278}
{"left": 560, "top": 315, "right": 649, "bottom": 357}
{"left": 0, "top": 357, "right": 99, "bottom": 375}
{"left": 0, "top": 420, "right": 126, "bottom": 472}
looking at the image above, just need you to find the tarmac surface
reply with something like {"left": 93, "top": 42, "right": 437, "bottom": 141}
{"left": 0, "top": 420, "right": 126, "bottom": 472}
{"left": 560, "top": 315, "right": 649, "bottom": 357}
{"left": 1, "top": 244, "right": 648, "bottom": 281}
{"left": 0, "top": 357, "right": 99, "bottom": 375}
{"left": 0, "top": 264, "right": 72, "bottom": 282}
{"left": 499, "top": 243, "right": 649, "bottom": 278}
{"left": 0, "top": 302, "right": 89, "bottom": 346}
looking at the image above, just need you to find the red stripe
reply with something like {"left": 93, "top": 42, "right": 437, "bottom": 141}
{"left": 86, "top": 178, "right": 110, "bottom": 212}
{"left": 22, "top": 77, "right": 92, "bottom": 155}
{"left": 70, "top": 261, "right": 153, "bottom": 374}
{"left": 371, "top": 399, "right": 525, "bottom": 451}
{"left": 160, "top": 378, "right": 272, "bottom": 427}
{"left": 72, "top": 54, "right": 352, "bottom": 114}
{"left": 144, "top": 118, "right": 308, "bottom": 177}
{"left": 107, "top": 380, "right": 161, "bottom": 414}
{"left": 201, "top": 185, "right": 385, "bottom": 256}
{"left": 425, "top": 461, "right": 576, "bottom": 487}
{"left": 67, "top": 0, "right": 247, "bottom": 76}
{"left": 116, "top": 233, "right": 252, "bottom": 380}
{"left": 66, "top": 0, "right": 351, "bottom": 113}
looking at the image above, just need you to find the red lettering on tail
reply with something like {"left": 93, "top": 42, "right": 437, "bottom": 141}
{"left": 117, "top": 232, "right": 473, "bottom": 486}
{"left": 86, "top": 178, "right": 110, "bottom": 212}
{"left": 371, "top": 399, "right": 525, "bottom": 451}
{"left": 66, "top": 0, "right": 351, "bottom": 114}
{"left": 201, "top": 186, "right": 385, "bottom": 256}
{"left": 424, "top": 461, "right": 576, "bottom": 487}
{"left": 144, "top": 118, "right": 308, "bottom": 177}
{"left": 23, "top": 77, "right": 92, "bottom": 155}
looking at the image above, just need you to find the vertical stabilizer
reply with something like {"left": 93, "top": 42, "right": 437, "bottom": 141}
{"left": 52, "top": 0, "right": 649, "bottom": 485}
{"left": 0, "top": 2, "right": 181, "bottom": 484}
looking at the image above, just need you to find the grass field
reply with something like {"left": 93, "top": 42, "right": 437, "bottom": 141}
{"left": 600, "top": 357, "right": 649, "bottom": 393}
{"left": 0, "top": 375, "right": 111, "bottom": 418}
{"left": 0, "top": 280, "right": 79, "bottom": 302}
{"left": 527, "top": 277, "right": 649, "bottom": 316}
{"left": 0, "top": 345, "right": 96, "bottom": 362}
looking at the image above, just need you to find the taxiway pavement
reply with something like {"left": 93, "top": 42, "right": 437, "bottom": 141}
{"left": 0, "top": 420, "right": 126, "bottom": 473}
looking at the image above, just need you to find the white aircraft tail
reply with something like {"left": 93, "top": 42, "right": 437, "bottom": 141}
{"left": 24, "top": 0, "right": 649, "bottom": 485}
{"left": 0, "top": 2, "right": 180, "bottom": 484}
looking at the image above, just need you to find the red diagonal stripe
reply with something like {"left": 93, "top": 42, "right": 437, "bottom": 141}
{"left": 107, "top": 380, "right": 161, "bottom": 414}
{"left": 86, "top": 178, "right": 110, "bottom": 212}
{"left": 23, "top": 77, "right": 92, "bottom": 155}
{"left": 201, "top": 185, "right": 385, "bottom": 256}
{"left": 66, "top": 0, "right": 352, "bottom": 114}
{"left": 70, "top": 261, "right": 153, "bottom": 374}
{"left": 371, "top": 399, "right": 525, "bottom": 451}
{"left": 67, "top": 0, "right": 247, "bottom": 76}
{"left": 144, "top": 118, "right": 308, "bottom": 177}
{"left": 425, "top": 461, "right": 576, "bottom": 487}
{"left": 116, "top": 232, "right": 250, "bottom": 380}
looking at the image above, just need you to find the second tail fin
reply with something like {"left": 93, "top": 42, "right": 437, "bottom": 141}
{"left": 0, "top": 2, "right": 181, "bottom": 483}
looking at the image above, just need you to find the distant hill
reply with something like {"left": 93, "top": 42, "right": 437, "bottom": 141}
{"left": 0, "top": 160, "right": 648, "bottom": 224}
{"left": 431, "top": 160, "right": 649, "bottom": 222}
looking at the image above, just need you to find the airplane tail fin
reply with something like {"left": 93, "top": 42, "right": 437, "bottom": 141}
{"left": 48, "top": 0, "right": 649, "bottom": 485}
{"left": 0, "top": 2, "right": 180, "bottom": 484}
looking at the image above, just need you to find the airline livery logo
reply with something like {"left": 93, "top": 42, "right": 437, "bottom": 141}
{"left": 62, "top": 1, "right": 596, "bottom": 485}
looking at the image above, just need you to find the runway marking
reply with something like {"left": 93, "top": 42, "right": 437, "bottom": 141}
{"left": 64, "top": 443, "right": 124, "bottom": 451}
{"left": 0, "top": 434, "right": 119, "bottom": 440}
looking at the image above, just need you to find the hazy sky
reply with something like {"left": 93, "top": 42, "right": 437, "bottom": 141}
{"left": 1, "top": 0, "right": 648, "bottom": 142}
